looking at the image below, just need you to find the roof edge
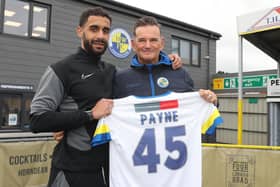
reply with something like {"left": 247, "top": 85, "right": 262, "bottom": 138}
{"left": 78, "top": 0, "right": 222, "bottom": 39}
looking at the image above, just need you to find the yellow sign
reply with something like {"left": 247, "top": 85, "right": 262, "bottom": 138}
{"left": 213, "top": 78, "right": 224, "bottom": 90}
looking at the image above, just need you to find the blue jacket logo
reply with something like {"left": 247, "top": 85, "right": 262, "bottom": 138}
{"left": 157, "top": 77, "right": 169, "bottom": 88}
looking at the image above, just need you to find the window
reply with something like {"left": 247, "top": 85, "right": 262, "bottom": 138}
{"left": 171, "top": 39, "right": 179, "bottom": 54}
{"left": 171, "top": 37, "right": 201, "bottom": 66}
{"left": 0, "top": 93, "right": 33, "bottom": 130}
{"left": 1, "top": 0, "right": 51, "bottom": 40}
{"left": 192, "top": 43, "right": 199, "bottom": 66}
{"left": 0, "top": 94, "right": 21, "bottom": 128}
{"left": 180, "top": 40, "right": 190, "bottom": 65}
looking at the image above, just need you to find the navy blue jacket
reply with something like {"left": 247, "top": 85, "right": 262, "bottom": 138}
{"left": 114, "top": 51, "right": 194, "bottom": 98}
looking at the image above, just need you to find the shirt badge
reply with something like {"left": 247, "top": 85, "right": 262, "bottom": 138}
{"left": 157, "top": 77, "right": 169, "bottom": 88}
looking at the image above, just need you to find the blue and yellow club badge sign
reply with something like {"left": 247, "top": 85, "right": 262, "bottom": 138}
{"left": 109, "top": 28, "right": 131, "bottom": 58}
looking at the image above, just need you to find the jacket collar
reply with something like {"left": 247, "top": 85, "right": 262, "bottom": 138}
{"left": 77, "top": 47, "right": 101, "bottom": 63}
{"left": 130, "top": 51, "right": 172, "bottom": 68}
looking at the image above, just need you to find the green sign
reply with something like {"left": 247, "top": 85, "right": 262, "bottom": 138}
{"left": 224, "top": 74, "right": 277, "bottom": 89}
{"left": 224, "top": 78, "right": 237, "bottom": 89}
{"left": 249, "top": 98, "right": 258, "bottom": 104}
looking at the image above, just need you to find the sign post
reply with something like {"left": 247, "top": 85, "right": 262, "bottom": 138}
{"left": 267, "top": 78, "right": 280, "bottom": 146}
{"left": 267, "top": 78, "right": 280, "bottom": 97}
{"left": 237, "top": 36, "right": 243, "bottom": 145}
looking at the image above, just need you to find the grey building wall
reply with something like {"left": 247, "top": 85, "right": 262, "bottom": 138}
{"left": 0, "top": 0, "right": 221, "bottom": 90}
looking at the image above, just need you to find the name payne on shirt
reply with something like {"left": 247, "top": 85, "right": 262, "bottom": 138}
{"left": 139, "top": 110, "right": 179, "bottom": 125}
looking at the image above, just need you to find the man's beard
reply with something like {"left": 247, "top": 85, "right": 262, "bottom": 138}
{"left": 83, "top": 33, "right": 108, "bottom": 56}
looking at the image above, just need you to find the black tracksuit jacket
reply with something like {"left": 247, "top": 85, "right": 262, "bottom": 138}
{"left": 30, "top": 47, "right": 116, "bottom": 172}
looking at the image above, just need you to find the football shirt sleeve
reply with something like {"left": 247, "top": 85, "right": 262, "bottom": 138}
{"left": 201, "top": 106, "right": 223, "bottom": 135}
{"left": 91, "top": 118, "right": 111, "bottom": 147}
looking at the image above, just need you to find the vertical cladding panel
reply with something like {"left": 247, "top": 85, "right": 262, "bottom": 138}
{"left": 217, "top": 129, "right": 267, "bottom": 145}
{"left": 217, "top": 96, "right": 268, "bottom": 145}
{"left": 243, "top": 97, "right": 267, "bottom": 113}
{"left": 218, "top": 98, "right": 238, "bottom": 112}
{"left": 218, "top": 113, "right": 238, "bottom": 129}
{"left": 243, "top": 132, "right": 267, "bottom": 145}
{"left": 244, "top": 114, "right": 267, "bottom": 132}
{"left": 216, "top": 129, "right": 237, "bottom": 144}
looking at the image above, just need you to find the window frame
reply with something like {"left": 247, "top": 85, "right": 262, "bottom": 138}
{"left": 0, "top": 0, "right": 51, "bottom": 41}
{"left": 0, "top": 91, "right": 34, "bottom": 132}
{"left": 171, "top": 36, "right": 201, "bottom": 67}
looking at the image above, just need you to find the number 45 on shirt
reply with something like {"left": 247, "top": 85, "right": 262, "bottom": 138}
{"left": 132, "top": 125, "right": 187, "bottom": 173}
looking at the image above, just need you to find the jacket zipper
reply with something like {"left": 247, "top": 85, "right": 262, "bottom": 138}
{"left": 147, "top": 65, "right": 155, "bottom": 96}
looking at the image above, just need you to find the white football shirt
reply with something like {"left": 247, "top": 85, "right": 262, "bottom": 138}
{"left": 92, "top": 92, "right": 223, "bottom": 187}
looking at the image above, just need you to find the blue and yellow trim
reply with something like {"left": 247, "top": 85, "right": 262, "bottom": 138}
{"left": 201, "top": 109, "right": 223, "bottom": 135}
{"left": 91, "top": 124, "right": 111, "bottom": 147}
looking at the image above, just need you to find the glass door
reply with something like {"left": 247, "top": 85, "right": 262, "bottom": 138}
{"left": 0, "top": 94, "right": 22, "bottom": 129}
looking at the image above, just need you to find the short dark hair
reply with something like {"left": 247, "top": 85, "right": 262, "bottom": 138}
{"left": 133, "top": 16, "right": 161, "bottom": 36}
{"left": 79, "top": 7, "right": 112, "bottom": 26}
